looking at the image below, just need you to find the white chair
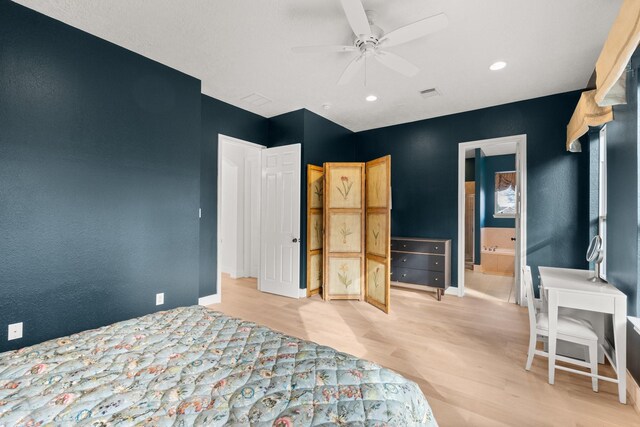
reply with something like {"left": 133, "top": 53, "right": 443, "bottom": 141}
{"left": 523, "top": 266, "right": 599, "bottom": 392}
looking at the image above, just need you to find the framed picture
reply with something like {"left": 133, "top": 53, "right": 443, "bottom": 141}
{"left": 366, "top": 212, "right": 388, "bottom": 257}
{"left": 309, "top": 253, "right": 323, "bottom": 293}
{"left": 328, "top": 212, "right": 362, "bottom": 253}
{"left": 326, "top": 256, "right": 362, "bottom": 299}
{"left": 309, "top": 167, "right": 324, "bottom": 209}
{"left": 310, "top": 212, "right": 323, "bottom": 251}
{"left": 366, "top": 258, "right": 388, "bottom": 308}
{"left": 327, "top": 164, "right": 363, "bottom": 209}
{"left": 366, "top": 158, "right": 390, "bottom": 208}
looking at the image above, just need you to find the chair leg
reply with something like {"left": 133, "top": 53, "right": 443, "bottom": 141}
{"left": 525, "top": 333, "right": 536, "bottom": 371}
{"left": 588, "top": 343, "right": 598, "bottom": 392}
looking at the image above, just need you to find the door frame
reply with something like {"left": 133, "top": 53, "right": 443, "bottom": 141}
{"left": 456, "top": 134, "right": 527, "bottom": 304}
{"left": 216, "top": 134, "right": 265, "bottom": 303}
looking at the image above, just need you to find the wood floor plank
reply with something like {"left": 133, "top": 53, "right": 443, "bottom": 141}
{"left": 209, "top": 274, "right": 640, "bottom": 426}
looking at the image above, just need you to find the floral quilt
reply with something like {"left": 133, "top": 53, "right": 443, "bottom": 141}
{"left": 0, "top": 306, "right": 436, "bottom": 426}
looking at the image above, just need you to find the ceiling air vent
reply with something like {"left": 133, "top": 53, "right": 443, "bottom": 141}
{"left": 241, "top": 93, "right": 272, "bottom": 107}
{"left": 419, "top": 88, "right": 440, "bottom": 99}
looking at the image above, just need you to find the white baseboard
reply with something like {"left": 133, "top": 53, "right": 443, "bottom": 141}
{"left": 445, "top": 286, "right": 462, "bottom": 297}
{"left": 299, "top": 288, "right": 307, "bottom": 298}
{"left": 198, "top": 293, "right": 220, "bottom": 306}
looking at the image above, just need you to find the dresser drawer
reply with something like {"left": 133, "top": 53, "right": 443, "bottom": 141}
{"left": 391, "top": 239, "right": 446, "bottom": 255}
{"left": 390, "top": 267, "right": 446, "bottom": 288}
{"left": 390, "top": 252, "right": 445, "bottom": 272}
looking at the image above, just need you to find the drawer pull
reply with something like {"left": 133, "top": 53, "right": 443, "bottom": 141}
{"left": 402, "top": 259, "right": 407, "bottom": 263}
{"left": 402, "top": 244, "right": 407, "bottom": 248}
{"left": 435, "top": 246, "right": 439, "bottom": 250}
{"left": 435, "top": 277, "right": 439, "bottom": 281}
{"left": 435, "top": 262, "right": 439, "bottom": 265}
{"left": 402, "top": 274, "right": 407, "bottom": 277}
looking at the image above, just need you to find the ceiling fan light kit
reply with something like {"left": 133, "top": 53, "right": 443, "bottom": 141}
{"left": 292, "top": 0, "right": 448, "bottom": 86}
{"left": 490, "top": 61, "right": 507, "bottom": 71}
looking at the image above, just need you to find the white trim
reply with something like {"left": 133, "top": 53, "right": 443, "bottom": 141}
{"left": 457, "top": 134, "right": 527, "bottom": 303}
{"left": 445, "top": 286, "right": 462, "bottom": 297}
{"left": 198, "top": 293, "right": 220, "bottom": 306}
{"left": 216, "top": 134, "right": 266, "bottom": 303}
{"left": 299, "top": 288, "right": 307, "bottom": 298}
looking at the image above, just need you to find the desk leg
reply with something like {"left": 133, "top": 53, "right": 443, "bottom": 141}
{"left": 548, "top": 290, "right": 558, "bottom": 385}
{"left": 613, "top": 297, "right": 627, "bottom": 404}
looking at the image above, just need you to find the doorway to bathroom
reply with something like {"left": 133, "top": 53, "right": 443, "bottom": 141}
{"left": 457, "top": 135, "right": 527, "bottom": 305}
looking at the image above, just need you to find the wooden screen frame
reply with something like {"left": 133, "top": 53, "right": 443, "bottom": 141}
{"left": 323, "top": 162, "right": 365, "bottom": 301}
{"left": 365, "top": 155, "right": 391, "bottom": 313}
{"left": 306, "top": 165, "right": 324, "bottom": 297}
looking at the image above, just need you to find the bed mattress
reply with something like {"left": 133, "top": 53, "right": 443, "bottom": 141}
{"left": 0, "top": 306, "right": 436, "bottom": 426}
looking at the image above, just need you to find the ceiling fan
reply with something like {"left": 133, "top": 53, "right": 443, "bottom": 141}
{"left": 292, "top": 0, "right": 448, "bottom": 85}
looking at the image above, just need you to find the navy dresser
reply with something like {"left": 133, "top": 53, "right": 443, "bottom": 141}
{"left": 390, "top": 237, "right": 451, "bottom": 300}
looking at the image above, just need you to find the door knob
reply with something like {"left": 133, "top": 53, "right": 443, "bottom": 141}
{"left": 292, "top": 238, "right": 299, "bottom": 243}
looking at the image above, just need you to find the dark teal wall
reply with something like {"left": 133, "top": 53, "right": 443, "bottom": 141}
{"left": 354, "top": 91, "right": 590, "bottom": 287}
{"left": 0, "top": 1, "right": 201, "bottom": 351}
{"left": 199, "top": 95, "right": 268, "bottom": 297}
{"left": 465, "top": 158, "right": 476, "bottom": 182}
{"left": 268, "top": 110, "right": 305, "bottom": 148}
{"left": 267, "top": 110, "right": 355, "bottom": 289}
{"left": 603, "top": 51, "right": 640, "bottom": 383}
{"left": 482, "top": 154, "right": 516, "bottom": 229}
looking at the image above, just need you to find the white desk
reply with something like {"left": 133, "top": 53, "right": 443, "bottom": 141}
{"left": 539, "top": 267, "right": 627, "bottom": 404}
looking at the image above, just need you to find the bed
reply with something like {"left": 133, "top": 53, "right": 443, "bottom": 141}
{"left": 0, "top": 306, "right": 436, "bottom": 426}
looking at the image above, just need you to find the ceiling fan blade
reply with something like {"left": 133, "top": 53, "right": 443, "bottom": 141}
{"left": 374, "top": 51, "right": 419, "bottom": 77}
{"left": 380, "top": 13, "right": 448, "bottom": 47}
{"left": 340, "top": 0, "right": 371, "bottom": 36}
{"left": 338, "top": 55, "right": 365, "bottom": 85}
{"left": 291, "top": 45, "right": 357, "bottom": 54}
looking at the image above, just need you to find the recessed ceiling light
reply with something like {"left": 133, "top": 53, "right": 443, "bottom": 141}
{"left": 322, "top": 103, "right": 332, "bottom": 110}
{"left": 366, "top": 95, "right": 378, "bottom": 102}
{"left": 489, "top": 61, "right": 507, "bottom": 71}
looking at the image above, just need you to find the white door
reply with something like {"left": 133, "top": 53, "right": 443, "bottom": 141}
{"left": 260, "top": 144, "right": 301, "bottom": 298}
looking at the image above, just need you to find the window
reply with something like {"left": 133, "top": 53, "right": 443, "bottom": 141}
{"left": 598, "top": 126, "right": 607, "bottom": 279}
{"left": 494, "top": 171, "right": 516, "bottom": 217}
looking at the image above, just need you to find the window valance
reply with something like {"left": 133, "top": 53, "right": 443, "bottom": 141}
{"left": 495, "top": 171, "right": 516, "bottom": 192}
{"left": 566, "top": 0, "right": 640, "bottom": 150}
{"left": 594, "top": 0, "right": 640, "bottom": 106}
{"left": 566, "top": 90, "right": 614, "bottom": 151}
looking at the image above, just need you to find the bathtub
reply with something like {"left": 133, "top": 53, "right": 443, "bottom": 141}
{"left": 480, "top": 228, "right": 516, "bottom": 276}
{"left": 481, "top": 249, "right": 515, "bottom": 276}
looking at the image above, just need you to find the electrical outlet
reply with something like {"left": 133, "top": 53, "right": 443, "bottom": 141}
{"left": 156, "top": 293, "right": 164, "bottom": 305}
{"left": 8, "top": 322, "right": 23, "bottom": 340}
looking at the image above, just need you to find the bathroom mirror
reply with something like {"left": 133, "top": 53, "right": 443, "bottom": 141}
{"left": 586, "top": 235, "right": 604, "bottom": 282}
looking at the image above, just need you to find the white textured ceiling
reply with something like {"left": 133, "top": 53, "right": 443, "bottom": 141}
{"left": 14, "top": 0, "right": 622, "bottom": 132}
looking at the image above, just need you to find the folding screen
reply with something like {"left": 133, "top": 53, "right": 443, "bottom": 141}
{"left": 306, "top": 165, "right": 324, "bottom": 297}
{"left": 365, "top": 156, "right": 391, "bottom": 313}
{"left": 323, "top": 163, "right": 365, "bottom": 301}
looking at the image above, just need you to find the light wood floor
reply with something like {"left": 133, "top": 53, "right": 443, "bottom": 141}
{"left": 209, "top": 275, "right": 640, "bottom": 426}
{"left": 465, "top": 270, "right": 516, "bottom": 303}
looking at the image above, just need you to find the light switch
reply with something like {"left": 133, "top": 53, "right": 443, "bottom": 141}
{"left": 8, "top": 322, "right": 23, "bottom": 340}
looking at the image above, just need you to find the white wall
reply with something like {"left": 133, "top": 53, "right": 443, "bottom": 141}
{"left": 220, "top": 138, "right": 261, "bottom": 278}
